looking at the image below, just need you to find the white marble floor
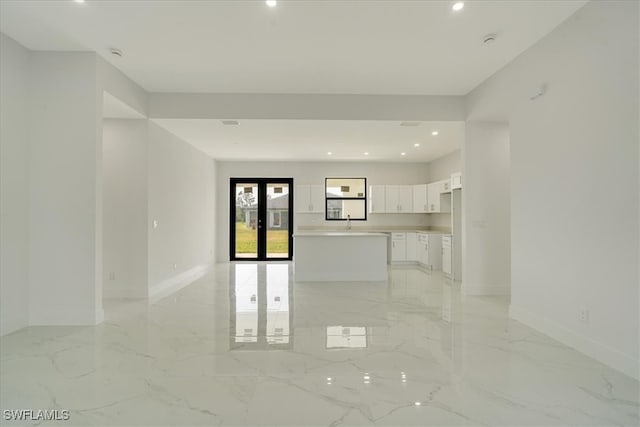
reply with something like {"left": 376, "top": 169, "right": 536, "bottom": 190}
{"left": 1, "top": 263, "right": 638, "bottom": 426}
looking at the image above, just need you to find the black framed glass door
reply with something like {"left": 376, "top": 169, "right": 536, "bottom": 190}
{"left": 230, "top": 178, "right": 294, "bottom": 261}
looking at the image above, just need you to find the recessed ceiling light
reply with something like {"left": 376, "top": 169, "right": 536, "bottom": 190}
{"left": 364, "top": 152, "right": 369, "bottom": 156}
{"left": 452, "top": 2, "right": 464, "bottom": 12}
{"left": 431, "top": 130, "right": 439, "bottom": 136}
{"left": 266, "top": 0, "right": 277, "bottom": 7}
{"left": 401, "top": 152, "right": 406, "bottom": 156}
{"left": 414, "top": 143, "right": 420, "bottom": 148}
{"left": 109, "top": 48, "right": 123, "bottom": 58}
{"left": 327, "top": 152, "right": 333, "bottom": 155}
{"left": 414, "top": 401, "right": 422, "bottom": 406}
{"left": 74, "top": 0, "right": 85, "bottom": 3}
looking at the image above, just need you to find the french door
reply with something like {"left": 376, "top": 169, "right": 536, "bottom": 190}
{"left": 230, "top": 178, "right": 294, "bottom": 261}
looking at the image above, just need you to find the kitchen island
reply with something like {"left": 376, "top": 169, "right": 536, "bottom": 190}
{"left": 293, "top": 232, "right": 388, "bottom": 282}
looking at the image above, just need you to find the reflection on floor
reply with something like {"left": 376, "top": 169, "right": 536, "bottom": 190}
{"left": 1, "top": 263, "right": 638, "bottom": 426}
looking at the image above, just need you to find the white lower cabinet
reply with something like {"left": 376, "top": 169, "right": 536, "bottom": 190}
{"left": 415, "top": 232, "right": 443, "bottom": 270}
{"left": 391, "top": 233, "right": 407, "bottom": 262}
{"left": 391, "top": 232, "right": 443, "bottom": 269}
{"left": 442, "top": 235, "right": 452, "bottom": 276}
{"left": 406, "top": 232, "right": 417, "bottom": 261}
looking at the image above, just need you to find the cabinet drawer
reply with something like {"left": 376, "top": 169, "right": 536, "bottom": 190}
{"left": 442, "top": 236, "right": 452, "bottom": 246}
{"left": 391, "top": 233, "right": 406, "bottom": 239}
{"left": 417, "top": 234, "right": 428, "bottom": 243}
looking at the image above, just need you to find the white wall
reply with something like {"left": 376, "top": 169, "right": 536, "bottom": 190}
{"left": 428, "top": 150, "right": 461, "bottom": 229}
{"left": 462, "top": 123, "right": 511, "bottom": 296}
{"left": 102, "top": 119, "right": 148, "bottom": 299}
{"left": 0, "top": 34, "right": 30, "bottom": 335}
{"left": 428, "top": 149, "right": 461, "bottom": 182}
{"left": 28, "top": 51, "right": 104, "bottom": 325}
{"left": 215, "top": 161, "right": 430, "bottom": 262}
{"left": 148, "top": 122, "right": 216, "bottom": 296}
{"left": 467, "top": 1, "right": 639, "bottom": 379}
{"left": 97, "top": 57, "right": 148, "bottom": 118}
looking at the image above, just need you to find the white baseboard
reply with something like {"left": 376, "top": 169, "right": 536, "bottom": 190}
{"left": 462, "top": 282, "right": 511, "bottom": 296}
{"left": 0, "top": 318, "right": 28, "bottom": 337}
{"left": 29, "top": 308, "right": 104, "bottom": 326}
{"left": 149, "top": 263, "right": 211, "bottom": 303}
{"left": 509, "top": 304, "right": 639, "bottom": 380}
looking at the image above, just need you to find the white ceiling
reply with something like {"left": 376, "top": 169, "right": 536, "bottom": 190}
{"left": 1, "top": 0, "right": 586, "bottom": 95}
{"left": 153, "top": 119, "right": 464, "bottom": 162}
{"left": 1, "top": 0, "right": 585, "bottom": 162}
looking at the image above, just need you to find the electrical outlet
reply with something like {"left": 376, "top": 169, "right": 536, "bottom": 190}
{"left": 579, "top": 308, "right": 590, "bottom": 323}
{"left": 108, "top": 271, "right": 115, "bottom": 281}
{"left": 173, "top": 263, "right": 178, "bottom": 270}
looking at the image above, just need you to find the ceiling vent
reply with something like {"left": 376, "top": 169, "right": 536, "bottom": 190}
{"left": 221, "top": 120, "right": 239, "bottom": 126}
{"left": 483, "top": 34, "right": 497, "bottom": 44}
{"left": 400, "top": 121, "right": 421, "bottom": 127}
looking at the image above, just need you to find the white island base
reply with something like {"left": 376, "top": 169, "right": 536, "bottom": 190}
{"left": 293, "top": 232, "right": 388, "bottom": 282}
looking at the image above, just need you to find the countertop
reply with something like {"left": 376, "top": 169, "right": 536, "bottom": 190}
{"left": 295, "top": 227, "right": 451, "bottom": 235}
{"left": 293, "top": 231, "right": 389, "bottom": 237}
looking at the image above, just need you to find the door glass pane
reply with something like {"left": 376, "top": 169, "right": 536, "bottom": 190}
{"left": 235, "top": 183, "right": 258, "bottom": 258}
{"left": 266, "top": 183, "right": 289, "bottom": 258}
{"left": 234, "top": 264, "right": 258, "bottom": 343}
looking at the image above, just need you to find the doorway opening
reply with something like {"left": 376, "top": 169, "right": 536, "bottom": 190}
{"left": 230, "top": 178, "right": 294, "bottom": 261}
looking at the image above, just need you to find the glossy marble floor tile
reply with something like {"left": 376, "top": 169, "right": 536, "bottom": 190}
{"left": 1, "top": 263, "right": 638, "bottom": 426}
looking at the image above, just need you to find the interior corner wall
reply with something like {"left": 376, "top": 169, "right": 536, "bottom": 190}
{"left": 102, "top": 119, "right": 149, "bottom": 299}
{"left": 0, "top": 34, "right": 30, "bottom": 336}
{"left": 27, "top": 51, "right": 104, "bottom": 325}
{"left": 461, "top": 123, "right": 511, "bottom": 296}
{"left": 466, "top": 0, "right": 639, "bottom": 379}
{"left": 147, "top": 122, "right": 216, "bottom": 298}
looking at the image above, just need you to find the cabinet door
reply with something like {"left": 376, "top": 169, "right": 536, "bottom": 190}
{"left": 451, "top": 172, "right": 462, "bottom": 190}
{"left": 427, "top": 183, "right": 440, "bottom": 213}
{"left": 417, "top": 234, "right": 428, "bottom": 265}
{"left": 442, "top": 238, "right": 452, "bottom": 275}
{"left": 406, "top": 233, "right": 417, "bottom": 261}
{"left": 369, "top": 185, "right": 386, "bottom": 213}
{"left": 385, "top": 185, "right": 399, "bottom": 213}
{"left": 397, "top": 186, "right": 413, "bottom": 213}
{"left": 413, "top": 184, "right": 428, "bottom": 213}
{"left": 309, "top": 185, "right": 325, "bottom": 213}
{"left": 295, "top": 185, "right": 311, "bottom": 213}
{"left": 391, "top": 233, "right": 406, "bottom": 261}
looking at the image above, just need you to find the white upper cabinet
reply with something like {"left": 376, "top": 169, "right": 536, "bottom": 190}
{"left": 412, "top": 184, "right": 428, "bottom": 213}
{"left": 398, "top": 186, "right": 412, "bottom": 213}
{"left": 427, "top": 181, "right": 451, "bottom": 213}
{"left": 451, "top": 172, "right": 462, "bottom": 190}
{"left": 369, "top": 185, "right": 386, "bottom": 213}
{"left": 384, "top": 185, "right": 399, "bottom": 213}
{"left": 295, "top": 184, "right": 324, "bottom": 213}
{"left": 427, "top": 183, "right": 440, "bottom": 213}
